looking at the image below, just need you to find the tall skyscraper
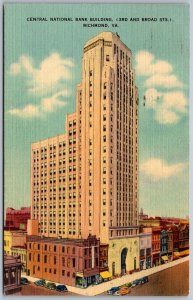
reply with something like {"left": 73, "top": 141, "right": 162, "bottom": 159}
{"left": 77, "top": 32, "right": 139, "bottom": 243}
{"left": 30, "top": 32, "right": 139, "bottom": 274}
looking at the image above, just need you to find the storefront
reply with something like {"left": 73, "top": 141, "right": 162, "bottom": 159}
{"left": 100, "top": 271, "right": 112, "bottom": 281}
{"left": 161, "top": 255, "right": 169, "bottom": 264}
{"left": 75, "top": 273, "right": 103, "bottom": 288}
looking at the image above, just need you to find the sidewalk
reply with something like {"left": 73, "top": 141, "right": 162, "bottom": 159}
{"left": 22, "top": 256, "right": 189, "bottom": 296}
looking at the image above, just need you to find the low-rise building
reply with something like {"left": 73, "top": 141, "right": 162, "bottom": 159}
{"left": 139, "top": 227, "right": 152, "bottom": 270}
{"left": 152, "top": 227, "right": 161, "bottom": 266}
{"left": 27, "top": 235, "right": 109, "bottom": 287}
{"left": 167, "top": 227, "right": 173, "bottom": 261}
{"left": 178, "top": 224, "right": 189, "bottom": 258}
{"left": 3, "top": 255, "right": 22, "bottom": 295}
{"left": 11, "top": 246, "right": 27, "bottom": 272}
{"left": 5, "top": 207, "right": 30, "bottom": 231}
{"left": 160, "top": 229, "right": 169, "bottom": 263}
{"left": 4, "top": 230, "right": 27, "bottom": 255}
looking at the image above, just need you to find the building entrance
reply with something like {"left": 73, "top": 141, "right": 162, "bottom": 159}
{"left": 121, "top": 248, "right": 128, "bottom": 274}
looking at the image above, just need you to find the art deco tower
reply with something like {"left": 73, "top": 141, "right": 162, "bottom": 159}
{"left": 30, "top": 32, "right": 139, "bottom": 247}
{"left": 76, "top": 32, "right": 139, "bottom": 243}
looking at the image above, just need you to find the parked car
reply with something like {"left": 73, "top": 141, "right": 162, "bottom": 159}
{"left": 56, "top": 284, "right": 68, "bottom": 292}
{"left": 124, "top": 282, "right": 132, "bottom": 288}
{"left": 45, "top": 282, "right": 56, "bottom": 290}
{"left": 21, "top": 277, "right": 29, "bottom": 285}
{"left": 131, "top": 279, "right": 141, "bottom": 287}
{"left": 140, "top": 276, "right": 149, "bottom": 284}
{"left": 34, "top": 279, "right": 46, "bottom": 287}
{"left": 115, "top": 287, "right": 131, "bottom": 296}
{"left": 107, "top": 286, "right": 120, "bottom": 295}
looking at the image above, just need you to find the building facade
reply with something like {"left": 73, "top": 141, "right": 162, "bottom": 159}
{"left": 160, "top": 229, "right": 169, "bottom": 263}
{"left": 29, "top": 32, "right": 139, "bottom": 277}
{"left": 5, "top": 207, "right": 30, "bottom": 231}
{"left": 26, "top": 235, "right": 109, "bottom": 287}
{"left": 4, "top": 230, "right": 27, "bottom": 255}
{"left": 11, "top": 246, "right": 27, "bottom": 272}
{"left": 152, "top": 227, "right": 161, "bottom": 266}
{"left": 139, "top": 227, "right": 152, "bottom": 270}
{"left": 3, "top": 255, "right": 22, "bottom": 295}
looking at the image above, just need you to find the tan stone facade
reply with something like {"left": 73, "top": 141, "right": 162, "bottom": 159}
{"left": 108, "top": 237, "right": 139, "bottom": 276}
{"left": 30, "top": 32, "right": 139, "bottom": 276}
{"left": 78, "top": 32, "right": 138, "bottom": 242}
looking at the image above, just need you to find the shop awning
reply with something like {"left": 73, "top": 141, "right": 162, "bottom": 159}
{"left": 179, "top": 249, "right": 189, "bottom": 257}
{"left": 100, "top": 271, "right": 112, "bottom": 279}
{"left": 76, "top": 272, "right": 84, "bottom": 277}
{"left": 161, "top": 255, "right": 168, "bottom": 261}
{"left": 174, "top": 252, "right": 180, "bottom": 258}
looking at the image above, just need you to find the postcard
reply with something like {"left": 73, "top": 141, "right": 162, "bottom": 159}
{"left": 3, "top": 3, "right": 189, "bottom": 296}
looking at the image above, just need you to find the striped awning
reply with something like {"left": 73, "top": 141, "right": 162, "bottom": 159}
{"left": 100, "top": 271, "right": 112, "bottom": 279}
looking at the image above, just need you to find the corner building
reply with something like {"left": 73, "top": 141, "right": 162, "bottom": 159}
{"left": 30, "top": 32, "right": 139, "bottom": 277}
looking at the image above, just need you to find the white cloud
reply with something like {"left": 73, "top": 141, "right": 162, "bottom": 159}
{"left": 8, "top": 90, "right": 68, "bottom": 119}
{"left": 135, "top": 50, "right": 184, "bottom": 89}
{"left": 144, "top": 88, "right": 188, "bottom": 124}
{"left": 140, "top": 158, "right": 186, "bottom": 181}
{"left": 10, "top": 53, "right": 74, "bottom": 95}
{"left": 8, "top": 53, "right": 73, "bottom": 119}
{"left": 9, "top": 104, "right": 41, "bottom": 118}
{"left": 135, "top": 51, "right": 173, "bottom": 77}
{"left": 145, "top": 74, "right": 184, "bottom": 89}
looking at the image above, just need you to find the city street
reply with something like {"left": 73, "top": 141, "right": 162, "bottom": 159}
{"left": 20, "top": 284, "right": 78, "bottom": 296}
{"left": 100, "top": 261, "right": 189, "bottom": 296}
{"left": 18, "top": 260, "right": 189, "bottom": 296}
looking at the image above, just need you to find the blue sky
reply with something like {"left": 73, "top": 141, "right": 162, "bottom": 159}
{"left": 4, "top": 4, "right": 189, "bottom": 218}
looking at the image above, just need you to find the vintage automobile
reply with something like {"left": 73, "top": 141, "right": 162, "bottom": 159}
{"left": 21, "top": 277, "right": 29, "bottom": 285}
{"left": 56, "top": 284, "right": 68, "bottom": 292}
{"left": 114, "top": 286, "right": 131, "bottom": 296}
{"left": 34, "top": 279, "right": 46, "bottom": 287}
{"left": 45, "top": 282, "right": 56, "bottom": 290}
{"left": 107, "top": 286, "right": 120, "bottom": 295}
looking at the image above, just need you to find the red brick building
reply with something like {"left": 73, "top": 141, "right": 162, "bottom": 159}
{"left": 5, "top": 207, "right": 30, "bottom": 231}
{"left": 27, "top": 235, "right": 109, "bottom": 287}
{"left": 152, "top": 227, "right": 161, "bottom": 266}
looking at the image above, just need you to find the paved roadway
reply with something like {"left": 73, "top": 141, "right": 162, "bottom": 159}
{"left": 100, "top": 261, "right": 189, "bottom": 296}
{"left": 18, "top": 259, "right": 189, "bottom": 296}
{"left": 20, "top": 284, "right": 79, "bottom": 296}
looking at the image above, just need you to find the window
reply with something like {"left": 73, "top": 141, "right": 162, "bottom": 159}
{"left": 62, "top": 270, "right": 65, "bottom": 276}
{"left": 106, "top": 55, "right": 110, "bottom": 62}
{"left": 44, "top": 255, "right": 47, "bottom": 263}
{"left": 54, "top": 245, "right": 57, "bottom": 252}
{"left": 72, "top": 258, "right": 76, "bottom": 268}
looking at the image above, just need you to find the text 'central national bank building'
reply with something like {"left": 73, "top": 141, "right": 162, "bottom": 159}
{"left": 30, "top": 32, "right": 139, "bottom": 275}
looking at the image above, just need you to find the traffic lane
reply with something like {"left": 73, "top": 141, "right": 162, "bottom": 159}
{"left": 21, "top": 283, "right": 81, "bottom": 296}
{"left": 129, "top": 261, "right": 189, "bottom": 296}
